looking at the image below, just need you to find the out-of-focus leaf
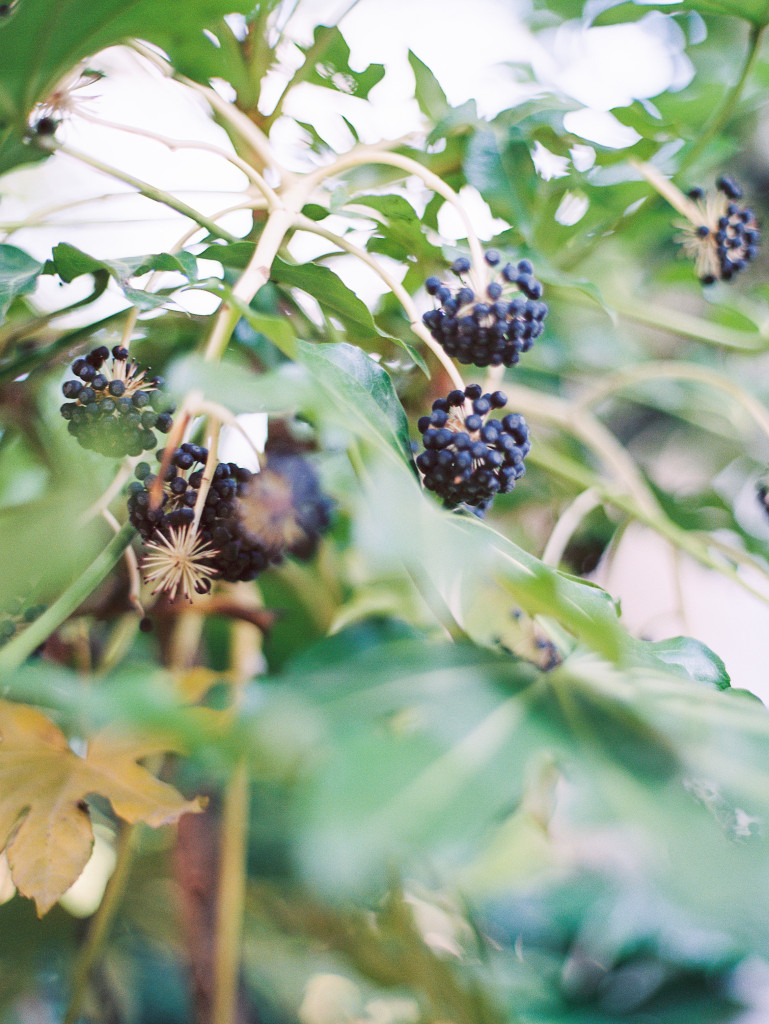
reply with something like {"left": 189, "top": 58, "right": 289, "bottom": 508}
{"left": 408, "top": 50, "right": 450, "bottom": 122}
{"left": 295, "top": 340, "right": 413, "bottom": 464}
{"left": 0, "top": 700, "right": 204, "bottom": 915}
{"left": 464, "top": 129, "right": 535, "bottom": 233}
{"left": 639, "top": 636, "right": 731, "bottom": 690}
{"left": 298, "top": 25, "right": 385, "bottom": 99}
{"left": 169, "top": 339, "right": 412, "bottom": 465}
{"left": 0, "top": 245, "right": 43, "bottom": 322}
{"left": 0, "top": 0, "right": 255, "bottom": 176}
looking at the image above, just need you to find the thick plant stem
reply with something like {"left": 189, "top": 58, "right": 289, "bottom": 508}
{"left": 63, "top": 824, "right": 139, "bottom": 1024}
{"left": 212, "top": 757, "right": 249, "bottom": 1024}
{"left": 52, "top": 141, "right": 241, "bottom": 243}
{"left": 212, "top": 611, "right": 261, "bottom": 1024}
{"left": 204, "top": 207, "right": 295, "bottom": 363}
{"left": 0, "top": 522, "right": 136, "bottom": 674}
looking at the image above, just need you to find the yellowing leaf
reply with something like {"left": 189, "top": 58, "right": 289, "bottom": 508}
{"left": 0, "top": 700, "right": 204, "bottom": 916}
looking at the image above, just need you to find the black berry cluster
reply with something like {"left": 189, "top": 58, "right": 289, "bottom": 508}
{"left": 682, "top": 176, "right": 760, "bottom": 284}
{"left": 415, "top": 385, "right": 530, "bottom": 515}
{"left": 129, "top": 445, "right": 331, "bottom": 588}
{"left": 422, "top": 251, "right": 548, "bottom": 368}
{"left": 60, "top": 346, "right": 175, "bottom": 458}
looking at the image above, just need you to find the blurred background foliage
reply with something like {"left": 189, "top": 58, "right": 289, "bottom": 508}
{"left": 2, "top": 0, "right": 769, "bottom": 1021}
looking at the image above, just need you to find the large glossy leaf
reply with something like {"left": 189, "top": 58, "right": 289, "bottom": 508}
{"left": 0, "top": 0, "right": 254, "bottom": 176}
{"left": 169, "top": 337, "right": 413, "bottom": 465}
{"left": 276, "top": 624, "right": 769, "bottom": 932}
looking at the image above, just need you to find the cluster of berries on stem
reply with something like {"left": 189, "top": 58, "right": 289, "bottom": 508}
{"left": 416, "top": 385, "right": 530, "bottom": 515}
{"left": 422, "top": 251, "right": 548, "bottom": 368}
{"left": 678, "top": 175, "right": 760, "bottom": 284}
{"left": 60, "top": 345, "right": 175, "bottom": 458}
{"left": 128, "top": 444, "right": 332, "bottom": 600}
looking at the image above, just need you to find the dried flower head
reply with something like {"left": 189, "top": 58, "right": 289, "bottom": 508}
{"left": 141, "top": 525, "right": 219, "bottom": 603}
{"left": 33, "top": 64, "right": 103, "bottom": 127}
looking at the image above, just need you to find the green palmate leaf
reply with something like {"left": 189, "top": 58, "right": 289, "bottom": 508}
{"left": 277, "top": 624, "right": 769, "bottom": 908}
{"left": 298, "top": 25, "right": 385, "bottom": 99}
{"left": 357, "top": 456, "right": 630, "bottom": 662}
{"left": 169, "top": 337, "right": 412, "bottom": 465}
{"left": 0, "top": 245, "right": 43, "bottom": 321}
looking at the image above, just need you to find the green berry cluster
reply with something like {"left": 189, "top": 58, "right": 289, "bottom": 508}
{"left": 60, "top": 346, "right": 175, "bottom": 458}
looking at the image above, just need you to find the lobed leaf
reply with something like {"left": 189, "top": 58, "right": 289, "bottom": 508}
{"left": 0, "top": 700, "right": 204, "bottom": 915}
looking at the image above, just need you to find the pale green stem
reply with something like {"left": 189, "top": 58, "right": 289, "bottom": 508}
{"left": 212, "top": 755, "right": 249, "bottom": 1024}
{"left": 541, "top": 488, "right": 603, "bottom": 567}
{"left": 192, "top": 420, "right": 222, "bottom": 533}
{"left": 171, "top": 67, "right": 284, "bottom": 178}
{"left": 63, "top": 824, "right": 139, "bottom": 1024}
{"left": 302, "top": 148, "right": 487, "bottom": 291}
{"left": 631, "top": 160, "right": 702, "bottom": 222}
{"left": 558, "top": 284, "right": 767, "bottom": 352}
{"left": 203, "top": 206, "right": 295, "bottom": 362}
{"left": 576, "top": 360, "right": 769, "bottom": 445}
{"left": 75, "top": 108, "right": 278, "bottom": 205}
{"left": 528, "top": 443, "right": 769, "bottom": 606}
{"left": 101, "top": 508, "right": 143, "bottom": 618}
{"left": 0, "top": 522, "right": 136, "bottom": 674}
{"left": 292, "top": 212, "right": 465, "bottom": 388}
{"left": 52, "top": 141, "right": 241, "bottom": 243}
{"left": 212, "top": 609, "right": 261, "bottom": 1024}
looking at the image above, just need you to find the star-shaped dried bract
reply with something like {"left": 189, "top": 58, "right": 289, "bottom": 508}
{"left": 141, "top": 524, "right": 219, "bottom": 602}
